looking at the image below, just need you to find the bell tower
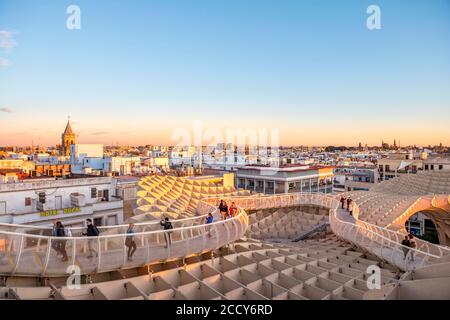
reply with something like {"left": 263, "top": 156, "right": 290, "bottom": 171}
{"left": 61, "top": 117, "right": 76, "bottom": 156}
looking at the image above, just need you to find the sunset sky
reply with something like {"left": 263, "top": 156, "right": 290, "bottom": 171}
{"left": 1, "top": 0, "right": 450, "bottom": 147}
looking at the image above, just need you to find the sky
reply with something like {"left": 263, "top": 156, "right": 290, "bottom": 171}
{"left": 0, "top": 0, "right": 450, "bottom": 147}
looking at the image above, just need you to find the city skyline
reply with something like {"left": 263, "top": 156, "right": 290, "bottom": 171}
{"left": 1, "top": 0, "right": 450, "bottom": 146}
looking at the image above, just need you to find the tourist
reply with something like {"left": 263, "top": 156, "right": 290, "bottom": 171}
{"left": 346, "top": 198, "right": 352, "bottom": 211}
{"left": 340, "top": 196, "right": 346, "bottom": 209}
{"left": 407, "top": 234, "right": 417, "bottom": 262}
{"left": 55, "top": 221, "right": 68, "bottom": 262}
{"left": 51, "top": 220, "right": 60, "bottom": 257}
{"left": 160, "top": 217, "right": 173, "bottom": 248}
{"left": 218, "top": 200, "right": 228, "bottom": 220}
{"left": 229, "top": 202, "right": 238, "bottom": 218}
{"left": 348, "top": 199, "right": 354, "bottom": 216}
{"left": 205, "top": 213, "right": 214, "bottom": 237}
{"left": 206, "top": 213, "right": 214, "bottom": 224}
{"left": 125, "top": 223, "right": 137, "bottom": 261}
{"left": 401, "top": 235, "right": 410, "bottom": 260}
{"left": 82, "top": 218, "right": 100, "bottom": 258}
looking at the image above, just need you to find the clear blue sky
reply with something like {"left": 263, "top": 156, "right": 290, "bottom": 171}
{"left": 1, "top": 0, "right": 450, "bottom": 146}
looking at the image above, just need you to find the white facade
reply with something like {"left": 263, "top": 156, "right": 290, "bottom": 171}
{"left": 236, "top": 165, "right": 334, "bottom": 195}
{"left": 70, "top": 144, "right": 104, "bottom": 175}
{"left": 0, "top": 177, "right": 123, "bottom": 228}
{"left": 424, "top": 158, "right": 450, "bottom": 171}
{"left": 103, "top": 156, "right": 142, "bottom": 175}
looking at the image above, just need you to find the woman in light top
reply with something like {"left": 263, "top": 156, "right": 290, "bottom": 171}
{"left": 125, "top": 223, "right": 137, "bottom": 261}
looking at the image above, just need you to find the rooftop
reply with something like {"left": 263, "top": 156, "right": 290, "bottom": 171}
{"left": 238, "top": 164, "right": 334, "bottom": 172}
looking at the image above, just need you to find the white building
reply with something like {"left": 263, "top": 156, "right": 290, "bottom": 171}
{"left": 70, "top": 144, "right": 144, "bottom": 176}
{"left": 0, "top": 176, "right": 123, "bottom": 228}
{"left": 103, "top": 156, "right": 142, "bottom": 176}
{"left": 424, "top": 157, "right": 450, "bottom": 171}
{"left": 236, "top": 165, "right": 334, "bottom": 194}
{"left": 70, "top": 144, "right": 104, "bottom": 175}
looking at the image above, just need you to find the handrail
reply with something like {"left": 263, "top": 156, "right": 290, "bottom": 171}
{"left": 0, "top": 203, "right": 222, "bottom": 234}
{"left": 204, "top": 192, "right": 450, "bottom": 269}
{"left": 1, "top": 191, "right": 448, "bottom": 276}
{"left": 0, "top": 206, "right": 241, "bottom": 240}
{"left": 0, "top": 200, "right": 249, "bottom": 277}
{"left": 330, "top": 205, "right": 441, "bottom": 258}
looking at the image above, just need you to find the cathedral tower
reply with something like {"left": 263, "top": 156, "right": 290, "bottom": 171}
{"left": 61, "top": 119, "right": 76, "bottom": 156}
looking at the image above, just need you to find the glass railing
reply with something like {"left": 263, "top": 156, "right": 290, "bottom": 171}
{"left": 0, "top": 202, "right": 249, "bottom": 277}
{"left": 0, "top": 191, "right": 448, "bottom": 277}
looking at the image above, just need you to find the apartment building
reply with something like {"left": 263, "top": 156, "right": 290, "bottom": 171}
{"left": 236, "top": 164, "right": 334, "bottom": 194}
{"left": 0, "top": 176, "right": 123, "bottom": 228}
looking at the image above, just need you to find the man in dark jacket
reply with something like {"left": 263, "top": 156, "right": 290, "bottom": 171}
{"left": 55, "top": 221, "right": 68, "bottom": 262}
{"left": 401, "top": 235, "right": 410, "bottom": 260}
{"left": 340, "top": 196, "right": 346, "bottom": 209}
{"left": 160, "top": 217, "right": 173, "bottom": 248}
{"left": 82, "top": 219, "right": 99, "bottom": 258}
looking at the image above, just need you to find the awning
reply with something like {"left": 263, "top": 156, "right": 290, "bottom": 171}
{"left": 397, "top": 160, "right": 414, "bottom": 171}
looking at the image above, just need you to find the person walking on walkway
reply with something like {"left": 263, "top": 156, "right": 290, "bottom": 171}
{"left": 205, "top": 213, "right": 214, "bottom": 237}
{"left": 401, "top": 235, "right": 410, "bottom": 260}
{"left": 125, "top": 223, "right": 137, "bottom": 261}
{"left": 340, "top": 196, "right": 346, "bottom": 209}
{"left": 407, "top": 233, "right": 417, "bottom": 262}
{"left": 346, "top": 198, "right": 352, "bottom": 211}
{"left": 228, "top": 202, "right": 238, "bottom": 218}
{"left": 160, "top": 217, "right": 173, "bottom": 248}
{"left": 82, "top": 219, "right": 100, "bottom": 258}
{"left": 218, "top": 200, "right": 228, "bottom": 220}
{"left": 55, "top": 221, "right": 68, "bottom": 262}
{"left": 51, "top": 220, "right": 60, "bottom": 257}
{"left": 348, "top": 199, "right": 353, "bottom": 215}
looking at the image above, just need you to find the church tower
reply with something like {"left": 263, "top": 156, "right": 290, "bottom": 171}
{"left": 61, "top": 119, "right": 76, "bottom": 156}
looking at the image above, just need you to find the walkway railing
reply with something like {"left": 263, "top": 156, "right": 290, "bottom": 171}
{"left": 0, "top": 202, "right": 249, "bottom": 277}
{"left": 0, "top": 192, "right": 448, "bottom": 277}
{"left": 202, "top": 193, "right": 450, "bottom": 271}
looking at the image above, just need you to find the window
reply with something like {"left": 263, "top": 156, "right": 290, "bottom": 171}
{"left": 439, "top": 165, "right": 443, "bottom": 170}
{"left": 97, "top": 190, "right": 104, "bottom": 198}
{"left": 38, "top": 192, "right": 46, "bottom": 204}
{"left": 0, "top": 201, "right": 6, "bottom": 215}
{"left": 91, "top": 188, "right": 97, "bottom": 198}
{"left": 425, "top": 165, "right": 429, "bottom": 170}
{"left": 431, "top": 165, "right": 434, "bottom": 170}
{"left": 107, "top": 215, "right": 117, "bottom": 226}
{"left": 94, "top": 217, "right": 103, "bottom": 226}
{"left": 25, "top": 197, "right": 32, "bottom": 206}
